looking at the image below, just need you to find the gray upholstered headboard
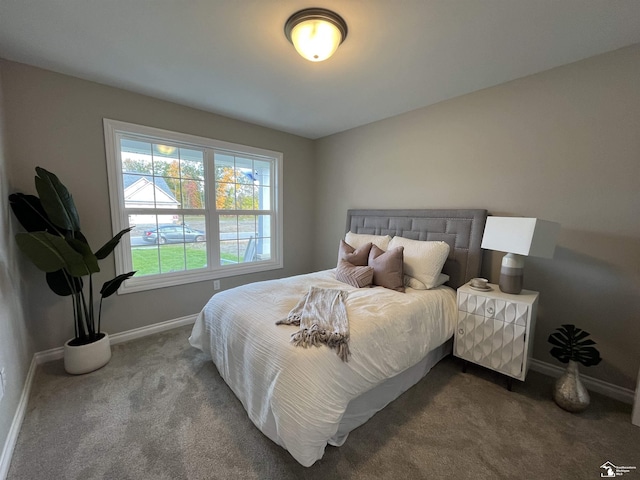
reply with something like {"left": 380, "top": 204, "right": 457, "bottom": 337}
{"left": 345, "top": 209, "right": 488, "bottom": 289}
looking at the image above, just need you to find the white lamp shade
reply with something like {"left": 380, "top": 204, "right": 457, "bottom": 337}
{"left": 481, "top": 217, "right": 560, "bottom": 258}
{"left": 290, "top": 19, "right": 342, "bottom": 62}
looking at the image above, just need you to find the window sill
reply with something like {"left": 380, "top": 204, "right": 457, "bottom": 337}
{"left": 118, "top": 260, "right": 283, "bottom": 294}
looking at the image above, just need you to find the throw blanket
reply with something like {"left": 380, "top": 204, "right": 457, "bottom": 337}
{"left": 276, "top": 286, "right": 350, "bottom": 361}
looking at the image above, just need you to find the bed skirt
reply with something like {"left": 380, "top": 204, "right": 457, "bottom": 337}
{"left": 329, "top": 338, "right": 453, "bottom": 446}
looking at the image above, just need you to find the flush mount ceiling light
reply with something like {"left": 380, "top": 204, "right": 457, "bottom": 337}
{"left": 284, "top": 8, "right": 348, "bottom": 62}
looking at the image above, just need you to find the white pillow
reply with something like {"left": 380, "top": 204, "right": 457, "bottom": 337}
{"left": 387, "top": 236, "right": 450, "bottom": 289}
{"left": 345, "top": 231, "right": 391, "bottom": 251}
{"left": 405, "top": 273, "right": 449, "bottom": 290}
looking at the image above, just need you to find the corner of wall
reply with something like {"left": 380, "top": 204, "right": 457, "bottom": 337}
{"left": 0, "top": 56, "right": 37, "bottom": 480}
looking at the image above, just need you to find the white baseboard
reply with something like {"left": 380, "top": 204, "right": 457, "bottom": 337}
{"left": 1, "top": 314, "right": 198, "bottom": 480}
{"left": 529, "top": 358, "right": 635, "bottom": 405}
{"left": 34, "top": 314, "right": 198, "bottom": 365}
{"left": 0, "top": 356, "right": 37, "bottom": 480}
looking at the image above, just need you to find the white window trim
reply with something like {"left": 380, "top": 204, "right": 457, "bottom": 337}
{"left": 103, "top": 118, "right": 283, "bottom": 294}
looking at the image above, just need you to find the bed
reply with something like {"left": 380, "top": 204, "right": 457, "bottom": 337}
{"left": 189, "top": 209, "right": 487, "bottom": 466}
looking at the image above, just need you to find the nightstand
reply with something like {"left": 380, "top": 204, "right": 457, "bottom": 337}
{"left": 454, "top": 282, "right": 539, "bottom": 389}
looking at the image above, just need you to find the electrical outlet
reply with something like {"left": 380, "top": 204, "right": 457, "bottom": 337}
{"left": 213, "top": 280, "right": 221, "bottom": 290}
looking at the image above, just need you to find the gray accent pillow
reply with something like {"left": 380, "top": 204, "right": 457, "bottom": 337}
{"left": 337, "top": 239, "right": 372, "bottom": 267}
{"left": 368, "top": 244, "right": 405, "bottom": 292}
{"left": 336, "top": 260, "right": 374, "bottom": 288}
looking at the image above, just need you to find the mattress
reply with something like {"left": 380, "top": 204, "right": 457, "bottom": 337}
{"left": 189, "top": 269, "right": 457, "bottom": 466}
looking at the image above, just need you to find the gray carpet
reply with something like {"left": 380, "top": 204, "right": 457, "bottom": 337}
{"left": 7, "top": 325, "right": 640, "bottom": 480}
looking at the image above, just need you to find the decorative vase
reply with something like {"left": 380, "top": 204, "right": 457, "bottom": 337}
{"left": 63, "top": 332, "right": 112, "bottom": 375}
{"left": 553, "top": 360, "right": 590, "bottom": 412}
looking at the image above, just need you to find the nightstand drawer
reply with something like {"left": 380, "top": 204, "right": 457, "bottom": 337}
{"left": 458, "top": 292, "right": 529, "bottom": 326}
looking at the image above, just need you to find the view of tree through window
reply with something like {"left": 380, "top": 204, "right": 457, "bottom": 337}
{"left": 214, "top": 152, "right": 272, "bottom": 267}
{"left": 104, "top": 119, "right": 282, "bottom": 293}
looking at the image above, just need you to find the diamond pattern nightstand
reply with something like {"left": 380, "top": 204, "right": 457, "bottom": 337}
{"left": 454, "top": 282, "right": 539, "bottom": 388}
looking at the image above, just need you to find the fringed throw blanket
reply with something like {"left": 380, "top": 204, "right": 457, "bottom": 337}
{"left": 276, "top": 286, "right": 350, "bottom": 361}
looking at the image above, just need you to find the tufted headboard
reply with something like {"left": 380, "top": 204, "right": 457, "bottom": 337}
{"left": 345, "top": 209, "right": 488, "bottom": 289}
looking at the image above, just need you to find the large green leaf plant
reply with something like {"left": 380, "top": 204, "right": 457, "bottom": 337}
{"left": 9, "top": 167, "right": 135, "bottom": 346}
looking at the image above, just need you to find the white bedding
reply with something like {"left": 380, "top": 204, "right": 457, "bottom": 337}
{"left": 189, "top": 269, "right": 457, "bottom": 467}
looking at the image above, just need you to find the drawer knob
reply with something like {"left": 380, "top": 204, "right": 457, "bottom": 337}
{"left": 458, "top": 328, "right": 464, "bottom": 335}
{"left": 487, "top": 306, "right": 495, "bottom": 315}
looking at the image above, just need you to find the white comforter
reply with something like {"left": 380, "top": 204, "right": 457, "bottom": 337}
{"left": 189, "top": 269, "right": 457, "bottom": 466}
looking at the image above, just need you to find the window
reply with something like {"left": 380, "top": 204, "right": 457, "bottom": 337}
{"left": 103, "top": 119, "right": 283, "bottom": 294}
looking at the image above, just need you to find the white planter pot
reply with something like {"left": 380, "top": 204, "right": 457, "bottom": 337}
{"left": 63, "top": 332, "right": 112, "bottom": 375}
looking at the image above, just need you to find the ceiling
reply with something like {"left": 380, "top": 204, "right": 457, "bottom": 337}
{"left": 1, "top": 1, "right": 640, "bottom": 139}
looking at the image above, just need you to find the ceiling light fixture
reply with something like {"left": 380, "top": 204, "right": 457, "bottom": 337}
{"left": 284, "top": 8, "right": 348, "bottom": 62}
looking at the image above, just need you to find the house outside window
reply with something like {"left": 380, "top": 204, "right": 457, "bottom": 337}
{"left": 103, "top": 119, "right": 283, "bottom": 294}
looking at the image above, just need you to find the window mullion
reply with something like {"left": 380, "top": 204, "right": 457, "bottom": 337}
{"left": 205, "top": 147, "right": 220, "bottom": 270}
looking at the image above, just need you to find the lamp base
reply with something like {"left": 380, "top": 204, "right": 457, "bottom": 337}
{"left": 499, "top": 253, "right": 525, "bottom": 294}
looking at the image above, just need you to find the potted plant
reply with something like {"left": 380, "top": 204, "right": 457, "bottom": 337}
{"left": 548, "top": 324, "right": 602, "bottom": 412}
{"left": 9, "top": 167, "right": 135, "bottom": 374}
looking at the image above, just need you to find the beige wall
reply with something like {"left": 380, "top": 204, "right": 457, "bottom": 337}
{"left": 1, "top": 60, "right": 317, "bottom": 352}
{"left": 0, "top": 63, "right": 33, "bottom": 471}
{"left": 1, "top": 44, "right": 638, "bottom": 394}
{"left": 314, "top": 45, "right": 640, "bottom": 389}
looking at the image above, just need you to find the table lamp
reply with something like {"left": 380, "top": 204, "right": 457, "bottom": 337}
{"left": 481, "top": 217, "right": 560, "bottom": 294}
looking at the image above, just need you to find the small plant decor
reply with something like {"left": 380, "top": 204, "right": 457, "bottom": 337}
{"left": 9, "top": 167, "right": 135, "bottom": 346}
{"left": 548, "top": 324, "right": 602, "bottom": 367}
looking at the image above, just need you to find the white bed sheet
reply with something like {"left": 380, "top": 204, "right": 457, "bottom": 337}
{"left": 189, "top": 269, "right": 457, "bottom": 467}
